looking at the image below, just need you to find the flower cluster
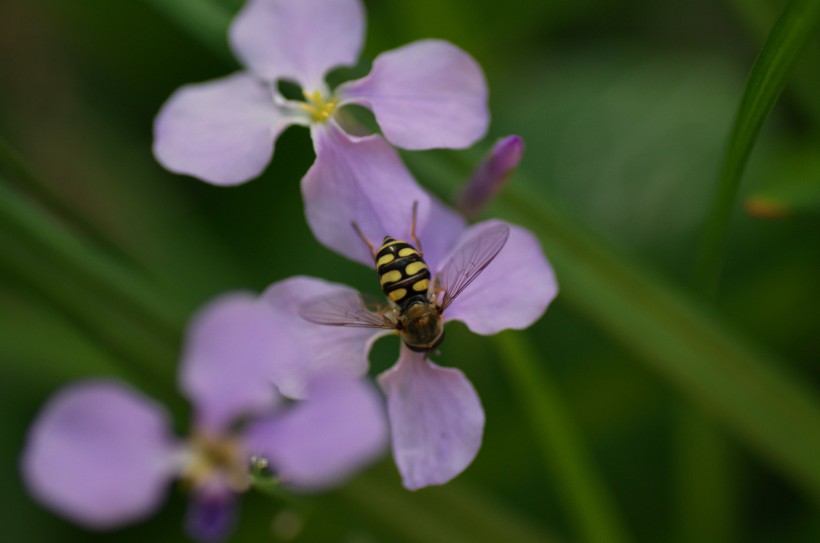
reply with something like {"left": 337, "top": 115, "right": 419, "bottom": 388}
{"left": 21, "top": 294, "right": 387, "bottom": 540}
{"left": 153, "top": 0, "right": 488, "bottom": 260}
{"left": 22, "top": 0, "right": 558, "bottom": 539}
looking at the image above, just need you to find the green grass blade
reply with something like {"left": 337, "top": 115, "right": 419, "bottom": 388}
{"left": 0, "top": 178, "right": 188, "bottom": 344}
{"left": 141, "top": 0, "right": 233, "bottom": 60}
{"left": 495, "top": 332, "right": 631, "bottom": 543}
{"left": 674, "top": 411, "right": 738, "bottom": 543}
{"left": 694, "top": 0, "right": 820, "bottom": 295}
{"left": 683, "top": 3, "right": 820, "bottom": 535}
{"left": 341, "top": 474, "right": 560, "bottom": 543}
{"left": 505, "top": 181, "right": 820, "bottom": 503}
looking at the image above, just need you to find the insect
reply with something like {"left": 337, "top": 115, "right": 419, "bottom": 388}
{"left": 299, "top": 203, "right": 510, "bottom": 352}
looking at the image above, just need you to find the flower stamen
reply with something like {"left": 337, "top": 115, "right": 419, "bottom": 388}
{"left": 180, "top": 433, "right": 252, "bottom": 493}
{"left": 297, "top": 90, "right": 338, "bottom": 123}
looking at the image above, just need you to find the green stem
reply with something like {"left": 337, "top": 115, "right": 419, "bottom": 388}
{"left": 495, "top": 332, "right": 631, "bottom": 543}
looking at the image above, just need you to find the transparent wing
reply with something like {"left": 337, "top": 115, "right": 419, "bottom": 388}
{"left": 438, "top": 223, "right": 510, "bottom": 311}
{"left": 298, "top": 290, "right": 397, "bottom": 329}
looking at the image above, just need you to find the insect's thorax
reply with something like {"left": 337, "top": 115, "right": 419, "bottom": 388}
{"left": 400, "top": 300, "right": 445, "bottom": 352}
{"left": 375, "top": 236, "right": 431, "bottom": 310}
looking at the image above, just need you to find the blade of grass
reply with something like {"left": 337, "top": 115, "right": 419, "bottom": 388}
{"left": 0, "top": 230, "right": 184, "bottom": 415}
{"left": 686, "top": 2, "right": 820, "bottom": 538}
{"left": 0, "top": 178, "right": 188, "bottom": 344}
{"left": 693, "top": 0, "right": 820, "bottom": 296}
{"left": 141, "top": 0, "right": 233, "bottom": 60}
{"left": 0, "top": 137, "right": 144, "bottom": 269}
{"left": 504, "top": 180, "right": 820, "bottom": 504}
{"left": 341, "top": 473, "right": 560, "bottom": 543}
{"left": 675, "top": 410, "right": 738, "bottom": 543}
{"left": 495, "top": 332, "right": 631, "bottom": 543}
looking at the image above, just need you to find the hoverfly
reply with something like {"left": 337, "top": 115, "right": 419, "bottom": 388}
{"left": 299, "top": 203, "right": 510, "bottom": 352}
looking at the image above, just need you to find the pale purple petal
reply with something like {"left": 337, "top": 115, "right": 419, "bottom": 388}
{"left": 20, "top": 381, "right": 178, "bottom": 529}
{"left": 153, "top": 73, "right": 289, "bottom": 186}
{"left": 185, "top": 486, "right": 237, "bottom": 543}
{"left": 338, "top": 40, "right": 489, "bottom": 150}
{"left": 417, "top": 195, "right": 466, "bottom": 274}
{"left": 230, "top": 0, "right": 365, "bottom": 90}
{"left": 180, "top": 293, "right": 284, "bottom": 432}
{"left": 303, "top": 122, "right": 431, "bottom": 266}
{"left": 260, "top": 276, "right": 389, "bottom": 398}
{"left": 378, "top": 348, "right": 484, "bottom": 490}
{"left": 457, "top": 136, "right": 524, "bottom": 219}
{"left": 441, "top": 221, "right": 557, "bottom": 335}
{"left": 243, "top": 375, "right": 388, "bottom": 490}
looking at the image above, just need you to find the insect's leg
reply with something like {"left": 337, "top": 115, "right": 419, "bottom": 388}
{"left": 410, "top": 200, "right": 423, "bottom": 256}
{"left": 351, "top": 221, "right": 377, "bottom": 260}
{"left": 430, "top": 276, "right": 446, "bottom": 306}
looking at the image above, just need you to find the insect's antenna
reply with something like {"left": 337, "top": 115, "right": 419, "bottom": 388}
{"left": 351, "top": 221, "right": 377, "bottom": 260}
{"left": 410, "top": 200, "right": 423, "bottom": 256}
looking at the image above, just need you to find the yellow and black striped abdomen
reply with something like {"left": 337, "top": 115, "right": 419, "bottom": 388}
{"left": 375, "top": 237, "right": 431, "bottom": 309}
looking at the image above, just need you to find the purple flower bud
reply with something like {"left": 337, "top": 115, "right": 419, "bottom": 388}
{"left": 185, "top": 487, "right": 237, "bottom": 543}
{"left": 458, "top": 136, "right": 525, "bottom": 219}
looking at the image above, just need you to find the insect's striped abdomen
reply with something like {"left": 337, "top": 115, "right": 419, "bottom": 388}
{"left": 375, "top": 237, "right": 430, "bottom": 308}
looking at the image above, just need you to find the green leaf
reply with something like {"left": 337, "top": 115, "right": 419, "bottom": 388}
{"left": 693, "top": 0, "right": 820, "bottom": 295}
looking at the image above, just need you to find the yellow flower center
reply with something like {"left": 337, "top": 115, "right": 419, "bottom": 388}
{"left": 180, "top": 432, "right": 253, "bottom": 493}
{"left": 298, "top": 90, "right": 338, "bottom": 123}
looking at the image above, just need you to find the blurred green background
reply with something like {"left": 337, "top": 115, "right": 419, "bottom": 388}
{"left": 1, "top": 0, "right": 819, "bottom": 542}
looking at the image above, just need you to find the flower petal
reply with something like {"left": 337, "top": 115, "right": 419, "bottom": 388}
{"left": 243, "top": 375, "right": 388, "bottom": 490}
{"left": 180, "top": 293, "right": 284, "bottom": 432}
{"left": 230, "top": 0, "right": 365, "bottom": 90}
{"left": 260, "top": 276, "right": 389, "bottom": 398}
{"left": 154, "top": 73, "right": 288, "bottom": 186}
{"left": 378, "top": 348, "right": 484, "bottom": 490}
{"left": 457, "top": 135, "right": 524, "bottom": 219}
{"left": 20, "top": 381, "right": 178, "bottom": 529}
{"left": 338, "top": 40, "right": 489, "bottom": 150}
{"left": 440, "top": 221, "right": 558, "bottom": 335}
{"left": 303, "top": 122, "right": 431, "bottom": 266}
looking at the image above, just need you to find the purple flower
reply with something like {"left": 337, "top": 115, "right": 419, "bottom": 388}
{"left": 20, "top": 294, "right": 387, "bottom": 540}
{"left": 154, "top": 0, "right": 489, "bottom": 259}
{"left": 259, "top": 193, "right": 558, "bottom": 489}
{"left": 457, "top": 135, "right": 525, "bottom": 219}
